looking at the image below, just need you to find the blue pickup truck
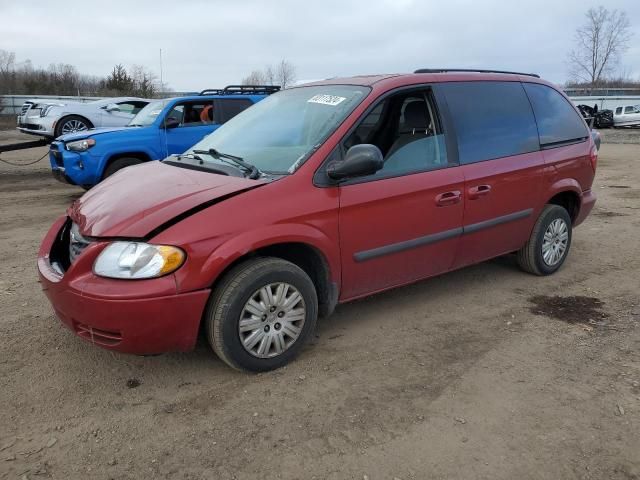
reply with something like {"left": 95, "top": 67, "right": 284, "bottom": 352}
{"left": 49, "top": 85, "right": 279, "bottom": 188}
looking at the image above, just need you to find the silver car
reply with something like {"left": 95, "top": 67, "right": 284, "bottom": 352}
{"left": 17, "top": 97, "right": 150, "bottom": 138}
{"left": 613, "top": 104, "right": 640, "bottom": 128}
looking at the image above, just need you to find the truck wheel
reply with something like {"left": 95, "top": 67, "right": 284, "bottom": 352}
{"left": 205, "top": 257, "right": 318, "bottom": 372}
{"left": 103, "top": 157, "right": 143, "bottom": 179}
{"left": 517, "top": 205, "right": 572, "bottom": 276}
{"left": 55, "top": 115, "right": 92, "bottom": 137}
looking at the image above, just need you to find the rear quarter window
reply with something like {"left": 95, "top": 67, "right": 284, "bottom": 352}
{"left": 523, "top": 83, "right": 588, "bottom": 147}
{"left": 440, "top": 81, "right": 539, "bottom": 165}
{"left": 217, "top": 99, "right": 254, "bottom": 123}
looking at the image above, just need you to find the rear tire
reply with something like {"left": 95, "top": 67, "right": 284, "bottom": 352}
{"left": 205, "top": 257, "right": 318, "bottom": 372}
{"left": 103, "top": 157, "right": 143, "bottom": 179}
{"left": 517, "top": 205, "right": 572, "bottom": 276}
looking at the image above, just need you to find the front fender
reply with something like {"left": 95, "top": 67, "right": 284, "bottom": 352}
{"left": 175, "top": 223, "right": 341, "bottom": 294}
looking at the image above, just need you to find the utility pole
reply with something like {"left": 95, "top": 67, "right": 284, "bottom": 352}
{"left": 159, "top": 48, "right": 164, "bottom": 97}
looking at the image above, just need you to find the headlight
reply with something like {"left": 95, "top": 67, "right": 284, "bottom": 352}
{"left": 93, "top": 242, "right": 185, "bottom": 279}
{"left": 40, "top": 104, "right": 63, "bottom": 117}
{"left": 66, "top": 138, "right": 96, "bottom": 152}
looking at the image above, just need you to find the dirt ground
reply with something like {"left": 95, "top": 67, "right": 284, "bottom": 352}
{"left": 0, "top": 128, "right": 639, "bottom": 480}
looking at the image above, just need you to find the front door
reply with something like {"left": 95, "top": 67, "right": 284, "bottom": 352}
{"left": 337, "top": 88, "right": 464, "bottom": 300}
{"left": 162, "top": 100, "right": 218, "bottom": 156}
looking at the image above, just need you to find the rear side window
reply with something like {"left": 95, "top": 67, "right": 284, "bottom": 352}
{"left": 217, "top": 99, "right": 253, "bottom": 123}
{"left": 440, "top": 81, "right": 539, "bottom": 165}
{"left": 615, "top": 107, "right": 623, "bottom": 115}
{"left": 523, "top": 83, "right": 588, "bottom": 147}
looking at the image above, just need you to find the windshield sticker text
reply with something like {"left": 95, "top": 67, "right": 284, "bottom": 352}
{"left": 307, "top": 95, "right": 346, "bottom": 106}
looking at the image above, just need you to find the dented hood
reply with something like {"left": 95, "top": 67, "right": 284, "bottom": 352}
{"left": 68, "top": 161, "right": 266, "bottom": 238}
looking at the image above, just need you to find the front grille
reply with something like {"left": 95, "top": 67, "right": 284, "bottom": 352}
{"left": 18, "top": 123, "right": 42, "bottom": 130}
{"left": 69, "top": 222, "right": 91, "bottom": 263}
{"left": 75, "top": 323, "right": 122, "bottom": 347}
{"left": 20, "top": 102, "right": 34, "bottom": 115}
{"left": 50, "top": 144, "right": 63, "bottom": 167}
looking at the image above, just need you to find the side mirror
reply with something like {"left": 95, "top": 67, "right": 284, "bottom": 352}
{"left": 326, "top": 144, "right": 384, "bottom": 181}
{"left": 103, "top": 103, "right": 120, "bottom": 112}
{"left": 163, "top": 117, "right": 181, "bottom": 129}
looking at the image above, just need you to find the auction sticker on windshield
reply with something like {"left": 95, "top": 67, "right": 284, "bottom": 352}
{"left": 308, "top": 94, "right": 346, "bottom": 106}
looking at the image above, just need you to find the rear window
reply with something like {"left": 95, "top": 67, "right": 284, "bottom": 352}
{"left": 523, "top": 83, "right": 588, "bottom": 147}
{"left": 440, "top": 81, "right": 539, "bottom": 165}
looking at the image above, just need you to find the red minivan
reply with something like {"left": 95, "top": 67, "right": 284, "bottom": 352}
{"left": 38, "top": 70, "right": 598, "bottom": 371}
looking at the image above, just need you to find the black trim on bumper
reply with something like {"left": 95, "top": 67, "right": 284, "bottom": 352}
{"left": 51, "top": 167, "right": 73, "bottom": 185}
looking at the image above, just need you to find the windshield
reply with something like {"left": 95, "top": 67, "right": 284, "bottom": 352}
{"left": 187, "top": 85, "right": 370, "bottom": 173}
{"left": 129, "top": 100, "right": 168, "bottom": 126}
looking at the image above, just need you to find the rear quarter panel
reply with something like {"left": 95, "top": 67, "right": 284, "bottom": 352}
{"left": 541, "top": 140, "right": 594, "bottom": 196}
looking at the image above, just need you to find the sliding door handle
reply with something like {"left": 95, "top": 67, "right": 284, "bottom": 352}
{"left": 468, "top": 184, "right": 492, "bottom": 200}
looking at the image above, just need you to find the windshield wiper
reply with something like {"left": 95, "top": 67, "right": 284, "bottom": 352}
{"left": 173, "top": 153, "right": 205, "bottom": 163}
{"left": 193, "top": 148, "right": 261, "bottom": 179}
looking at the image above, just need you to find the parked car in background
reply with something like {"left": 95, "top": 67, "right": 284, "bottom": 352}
{"left": 613, "top": 104, "right": 640, "bottom": 127}
{"left": 577, "top": 104, "right": 613, "bottom": 129}
{"left": 38, "top": 70, "right": 598, "bottom": 371}
{"left": 17, "top": 97, "right": 150, "bottom": 138}
{"left": 48, "top": 86, "right": 279, "bottom": 188}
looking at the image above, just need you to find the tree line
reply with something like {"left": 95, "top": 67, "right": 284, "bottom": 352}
{"left": 0, "top": 49, "right": 161, "bottom": 98}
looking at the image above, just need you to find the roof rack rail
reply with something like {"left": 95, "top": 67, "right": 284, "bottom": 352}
{"left": 414, "top": 68, "right": 540, "bottom": 78}
{"left": 199, "top": 85, "right": 281, "bottom": 96}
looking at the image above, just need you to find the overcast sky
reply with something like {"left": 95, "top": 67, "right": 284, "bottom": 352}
{"left": 1, "top": 0, "right": 639, "bottom": 91}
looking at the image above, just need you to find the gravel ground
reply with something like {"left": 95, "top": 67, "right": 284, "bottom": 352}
{"left": 0, "top": 129, "right": 639, "bottom": 480}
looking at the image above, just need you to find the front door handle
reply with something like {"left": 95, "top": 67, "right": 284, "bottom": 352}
{"left": 468, "top": 184, "right": 492, "bottom": 200}
{"left": 435, "top": 190, "right": 462, "bottom": 206}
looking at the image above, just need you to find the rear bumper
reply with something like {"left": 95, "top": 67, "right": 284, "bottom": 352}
{"left": 37, "top": 217, "right": 210, "bottom": 355}
{"left": 575, "top": 189, "right": 596, "bottom": 227}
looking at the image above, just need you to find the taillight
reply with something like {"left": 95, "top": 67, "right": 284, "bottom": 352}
{"left": 589, "top": 144, "right": 598, "bottom": 172}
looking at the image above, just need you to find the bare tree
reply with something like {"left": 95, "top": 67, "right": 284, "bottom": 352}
{"left": 275, "top": 60, "right": 296, "bottom": 88}
{"left": 241, "top": 69, "right": 267, "bottom": 85}
{"left": 130, "top": 64, "right": 158, "bottom": 97}
{"left": 568, "top": 6, "right": 632, "bottom": 86}
{"left": 240, "top": 60, "right": 297, "bottom": 88}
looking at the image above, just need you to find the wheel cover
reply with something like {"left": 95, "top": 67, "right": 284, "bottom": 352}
{"left": 542, "top": 218, "right": 569, "bottom": 266}
{"left": 61, "top": 119, "right": 88, "bottom": 134}
{"left": 238, "top": 282, "right": 306, "bottom": 358}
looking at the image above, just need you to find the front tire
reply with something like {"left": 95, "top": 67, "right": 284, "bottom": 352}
{"left": 205, "top": 257, "right": 318, "bottom": 372}
{"left": 517, "top": 204, "right": 572, "bottom": 275}
{"left": 103, "top": 157, "right": 143, "bottom": 179}
{"left": 55, "top": 115, "right": 92, "bottom": 137}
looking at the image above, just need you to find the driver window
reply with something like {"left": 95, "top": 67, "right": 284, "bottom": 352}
{"left": 342, "top": 89, "right": 448, "bottom": 178}
{"left": 166, "top": 105, "right": 184, "bottom": 125}
{"left": 166, "top": 102, "right": 215, "bottom": 127}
